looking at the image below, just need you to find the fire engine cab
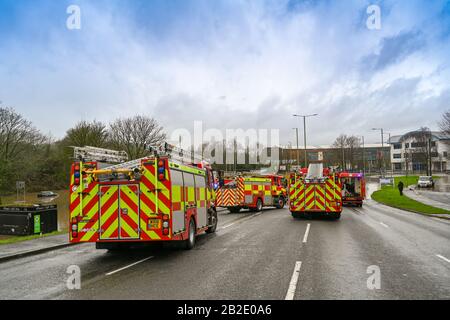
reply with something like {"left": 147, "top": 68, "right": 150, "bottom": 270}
{"left": 69, "top": 144, "right": 217, "bottom": 250}
{"left": 339, "top": 172, "right": 366, "bottom": 207}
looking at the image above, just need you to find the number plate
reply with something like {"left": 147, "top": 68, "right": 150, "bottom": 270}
{"left": 148, "top": 219, "right": 160, "bottom": 229}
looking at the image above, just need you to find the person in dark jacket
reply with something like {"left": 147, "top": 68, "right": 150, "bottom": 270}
{"left": 398, "top": 181, "right": 404, "bottom": 196}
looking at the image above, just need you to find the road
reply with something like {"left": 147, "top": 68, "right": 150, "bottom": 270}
{"left": 0, "top": 200, "right": 449, "bottom": 300}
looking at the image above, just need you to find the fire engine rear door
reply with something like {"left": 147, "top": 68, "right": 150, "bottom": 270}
{"left": 118, "top": 185, "right": 140, "bottom": 239}
{"left": 99, "top": 185, "right": 120, "bottom": 240}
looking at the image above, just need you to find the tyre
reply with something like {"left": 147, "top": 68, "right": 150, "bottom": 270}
{"left": 255, "top": 198, "right": 263, "bottom": 212}
{"left": 331, "top": 212, "right": 341, "bottom": 220}
{"left": 291, "top": 211, "right": 303, "bottom": 219}
{"left": 206, "top": 209, "right": 218, "bottom": 234}
{"left": 229, "top": 207, "right": 241, "bottom": 213}
{"left": 184, "top": 218, "right": 196, "bottom": 250}
{"left": 275, "top": 197, "right": 285, "bottom": 209}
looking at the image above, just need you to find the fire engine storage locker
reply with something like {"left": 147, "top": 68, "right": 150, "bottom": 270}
{"left": 0, "top": 204, "right": 57, "bottom": 236}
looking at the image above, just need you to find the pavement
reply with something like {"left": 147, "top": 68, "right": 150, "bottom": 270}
{"left": 404, "top": 189, "right": 450, "bottom": 211}
{"left": 0, "top": 201, "right": 449, "bottom": 300}
{"left": 0, "top": 233, "right": 73, "bottom": 262}
{"left": 402, "top": 176, "right": 450, "bottom": 218}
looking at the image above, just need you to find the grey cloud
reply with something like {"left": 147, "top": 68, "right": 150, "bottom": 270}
{"left": 362, "top": 31, "right": 426, "bottom": 72}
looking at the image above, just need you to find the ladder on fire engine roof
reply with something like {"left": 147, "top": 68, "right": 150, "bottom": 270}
{"left": 306, "top": 163, "right": 324, "bottom": 180}
{"left": 73, "top": 146, "right": 128, "bottom": 164}
{"left": 76, "top": 142, "right": 210, "bottom": 173}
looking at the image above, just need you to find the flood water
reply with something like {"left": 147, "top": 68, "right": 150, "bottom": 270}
{"left": 433, "top": 175, "right": 450, "bottom": 192}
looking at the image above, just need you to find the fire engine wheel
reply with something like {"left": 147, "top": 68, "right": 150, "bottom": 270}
{"left": 276, "top": 197, "right": 285, "bottom": 209}
{"left": 331, "top": 213, "right": 341, "bottom": 220}
{"left": 184, "top": 218, "right": 196, "bottom": 250}
{"left": 206, "top": 210, "right": 218, "bottom": 234}
{"left": 255, "top": 199, "right": 263, "bottom": 212}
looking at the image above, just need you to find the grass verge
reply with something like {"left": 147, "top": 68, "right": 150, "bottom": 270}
{"left": 372, "top": 175, "right": 450, "bottom": 215}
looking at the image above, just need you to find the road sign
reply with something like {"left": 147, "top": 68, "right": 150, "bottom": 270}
{"left": 16, "top": 181, "right": 25, "bottom": 189}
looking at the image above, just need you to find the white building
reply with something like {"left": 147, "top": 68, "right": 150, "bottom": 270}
{"left": 389, "top": 131, "right": 450, "bottom": 173}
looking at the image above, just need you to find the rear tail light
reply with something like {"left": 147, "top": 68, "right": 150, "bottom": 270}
{"left": 162, "top": 214, "right": 169, "bottom": 235}
{"left": 71, "top": 217, "right": 78, "bottom": 238}
{"left": 73, "top": 162, "right": 81, "bottom": 185}
{"left": 157, "top": 159, "right": 166, "bottom": 181}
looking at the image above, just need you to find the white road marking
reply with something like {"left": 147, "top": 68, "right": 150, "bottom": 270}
{"left": 220, "top": 212, "right": 263, "bottom": 230}
{"left": 285, "top": 261, "right": 302, "bottom": 300}
{"left": 436, "top": 254, "right": 450, "bottom": 264}
{"left": 379, "top": 222, "right": 389, "bottom": 228}
{"left": 302, "top": 223, "right": 311, "bottom": 243}
{"left": 106, "top": 256, "right": 154, "bottom": 276}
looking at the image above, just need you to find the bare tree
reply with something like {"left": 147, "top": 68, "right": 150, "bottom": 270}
{"left": 0, "top": 107, "right": 45, "bottom": 161}
{"left": 346, "top": 135, "right": 361, "bottom": 170}
{"left": 332, "top": 134, "right": 347, "bottom": 169}
{"left": 64, "top": 120, "right": 108, "bottom": 147}
{"left": 439, "top": 110, "right": 450, "bottom": 136}
{"left": 109, "top": 115, "right": 166, "bottom": 159}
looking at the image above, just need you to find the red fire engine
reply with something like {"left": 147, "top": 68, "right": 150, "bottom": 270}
{"left": 69, "top": 144, "right": 217, "bottom": 250}
{"left": 216, "top": 174, "right": 287, "bottom": 213}
{"left": 339, "top": 172, "right": 366, "bottom": 207}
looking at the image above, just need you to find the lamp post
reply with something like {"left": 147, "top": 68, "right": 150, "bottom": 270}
{"left": 293, "top": 114, "right": 318, "bottom": 168}
{"left": 372, "top": 128, "right": 385, "bottom": 177}
{"left": 359, "top": 135, "right": 365, "bottom": 175}
{"left": 292, "top": 128, "right": 299, "bottom": 168}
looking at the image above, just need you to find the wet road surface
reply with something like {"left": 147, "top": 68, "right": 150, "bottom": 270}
{"left": 0, "top": 201, "right": 449, "bottom": 300}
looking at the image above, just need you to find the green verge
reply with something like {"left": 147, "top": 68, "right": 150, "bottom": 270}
{"left": 0, "top": 231, "right": 65, "bottom": 245}
{"left": 371, "top": 175, "right": 450, "bottom": 215}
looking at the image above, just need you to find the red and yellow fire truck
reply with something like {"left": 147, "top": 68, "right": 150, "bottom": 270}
{"left": 289, "top": 163, "right": 342, "bottom": 219}
{"left": 69, "top": 144, "right": 217, "bottom": 250}
{"left": 215, "top": 174, "right": 287, "bottom": 213}
{"left": 339, "top": 172, "right": 366, "bottom": 207}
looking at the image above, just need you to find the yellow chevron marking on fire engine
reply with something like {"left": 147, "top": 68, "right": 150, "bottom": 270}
{"left": 119, "top": 186, "right": 139, "bottom": 238}
{"left": 143, "top": 176, "right": 157, "bottom": 205}
{"left": 99, "top": 186, "right": 120, "bottom": 237}
{"left": 305, "top": 186, "right": 314, "bottom": 202}
{"left": 79, "top": 186, "right": 100, "bottom": 242}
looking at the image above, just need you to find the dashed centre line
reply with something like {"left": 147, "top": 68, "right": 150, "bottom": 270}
{"left": 436, "top": 254, "right": 450, "bottom": 264}
{"left": 106, "top": 256, "right": 154, "bottom": 276}
{"left": 302, "top": 223, "right": 311, "bottom": 243}
{"left": 285, "top": 261, "right": 302, "bottom": 300}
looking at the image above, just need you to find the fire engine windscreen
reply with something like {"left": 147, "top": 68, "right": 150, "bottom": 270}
{"left": 306, "top": 163, "right": 324, "bottom": 180}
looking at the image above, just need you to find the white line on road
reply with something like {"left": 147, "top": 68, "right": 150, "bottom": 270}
{"left": 106, "top": 256, "right": 154, "bottom": 276}
{"left": 436, "top": 254, "right": 450, "bottom": 264}
{"left": 379, "top": 222, "right": 389, "bottom": 228}
{"left": 302, "top": 223, "right": 311, "bottom": 243}
{"left": 220, "top": 212, "right": 263, "bottom": 230}
{"left": 285, "top": 261, "right": 302, "bottom": 300}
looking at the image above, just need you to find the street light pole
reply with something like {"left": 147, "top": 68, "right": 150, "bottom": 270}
{"left": 361, "top": 135, "right": 365, "bottom": 175}
{"left": 293, "top": 113, "right": 318, "bottom": 168}
{"left": 292, "top": 128, "right": 299, "bottom": 167}
{"left": 372, "top": 128, "right": 385, "bottom": 177}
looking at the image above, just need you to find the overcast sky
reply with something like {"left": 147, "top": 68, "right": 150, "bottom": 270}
{"left": 0, "top": 0, "right": 449, "bottom": 146}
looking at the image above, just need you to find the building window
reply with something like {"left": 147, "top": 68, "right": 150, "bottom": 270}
{"left": 431, "top": 141, "right": 436, "bottom": 147}
{"left": 405, "top": 143, "right": 409, "bottom": 148}
{"left": 393, "top": 154, "right": 402, "bottom": 159}
{"left": 411, "top": 142, "right": 425, "bottom": 148}
{"left": 393, "top": 143, "right": 402, "bottom": 149}
{"left": 444, "top": 152, "right": 448, "bottom": 158}
{"left": 394, "top": 163, "right": 402, "bottom": 170}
